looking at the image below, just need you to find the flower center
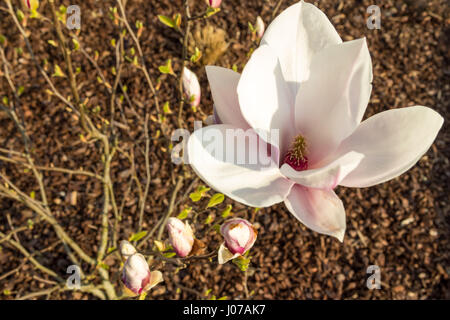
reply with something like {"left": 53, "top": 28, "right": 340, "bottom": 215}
{"left": 284, "top": 134, "right": 308, "bottom": 171}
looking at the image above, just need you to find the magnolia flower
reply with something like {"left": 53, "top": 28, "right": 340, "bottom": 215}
{"left": 218, "top": 218, "right": 257, "bottom": 264}
{"left": 167, "top": 217, "right": 195, "bottom": 257}
{"left": 187, "top": 1, "right": 443, "bottom": 241}
{"left": 255, "top": 16, "right": 265, "bottom": 39}
{"left": 182, "top": 67, "right": 201, "bottom": 108}
{"left": 119, "top": 240, "right": 137, "bottom": 260}
{"left": 121, "top": 253, "right": 163, "bottom": 296}
{"left": 208, "top": 0, "right": 222, "bottom": 9}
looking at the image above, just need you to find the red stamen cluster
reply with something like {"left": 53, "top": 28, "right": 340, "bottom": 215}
{"left": 284, "top": 135, "right": 308, "bottom": 171}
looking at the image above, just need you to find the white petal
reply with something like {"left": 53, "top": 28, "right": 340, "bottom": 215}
{"left": 261, "top": 0, "right": 342, "bottom": 97}
{"left": 187, "top": 124, "right": 294, "bottom": 207}
{"left": 281, "top": 151, "right": 364, "bottom": 189}
{"left": 205, "top": 66, "right": 250, "bottom": 129}
{"left": 295, "top": 38, "right": 373, "bottom": 165}
{"left": 218, "top": 243, "right": 240, "bottom": 265}
{"left": 336, "top": 106, "right": 444, "bottom": 187}
{"left": 147, "top": 271, "right": 164, "bottom": 290}
{"left": 284, "top": 185, "right": 346, "bottom": 241}
{"left": 237, "top": 44, "right": 295, "bottom": 156}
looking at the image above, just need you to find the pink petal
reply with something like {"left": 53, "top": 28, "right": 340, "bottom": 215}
{"left": 261, "top": 1, "right": 342, "bottom": 97}
{"left": 336, "top": 106, "right": 444, "bottom": 187}
{"left": 187, "top": 124, "right": 294, "bottom": 207}
{"left": 205, "top": 66, "right": 250, "bottom": 129}
{"left": 284, "top": 184, "right": 346, "bottom": 241}
{"left": 237, "top": 44, "right": 296, "bottom": 158}
{"left": 295, "top": 38, "right": 373, "bottom": 165}
{"left": 281, "top": 151, "right": 364, "bottom": 189}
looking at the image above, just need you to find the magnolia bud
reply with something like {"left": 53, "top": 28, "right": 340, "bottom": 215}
{"left": 208, "top": 0, "right": 222, "bottom": 9}
{"left": 218, "top": 218, "right": 257, "bottom": 264}
{"left": 119, "top": 240, "right": 137, "bottom": 260}
{"left": 121, "top": 253, "right": 163, "bottom": 296}
{"left": 167, "top": 217, "right": 194, "bottom": 258}
{"left": 255, "top": 16, "right": 265, "bottom": 39}
{"left": 182, "top": 67, "right": 201, "bottom": 108}
{"left": 25, "top": 0, "right": 39, "bottom": 10}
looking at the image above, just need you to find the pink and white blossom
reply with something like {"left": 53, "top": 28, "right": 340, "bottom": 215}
{"left": 208, "top": 0, "right": 222, "bottom": 9}
{"left": 167, "top": 217, "right": 195, "bottom": 257}
{"left": 218, "top": 218, "right": 257, "bottom": 264}
{"left": 187, "top": 1, "right": 444, "bottom": 242}
{"left": 182, "top": 67, "right": 201, "bottom": 108}
{"left": 119, "top": 240, "right": 137, "bottom": 260}
{"left": 121, "top": 253, "right": 163, "bottom": 296}
{"left": 255, "top": 16, "right": 265, "bottom": 39}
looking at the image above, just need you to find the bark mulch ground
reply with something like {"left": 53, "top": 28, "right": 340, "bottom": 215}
{"left": 0, "top": 0, "right": 449, "bottom": 299}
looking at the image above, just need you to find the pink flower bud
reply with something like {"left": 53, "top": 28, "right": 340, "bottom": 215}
{"left": 182, "top": 67, "right": 201, "bottom": 108}
{"left": 121, "top": 253, "right": 163, "bottom": 296}
{"left": 121, "top": 253, "right": 151, "bottom": 295}
{"left": 220, "top": 218, "right": 257, "bottom": 255}
{"left": 119, "top": 240, "right": 137, "bottom": 260}
{"left": 25, "top": 0, "right": 31, "bottom": 8}
{"left": 167, "top": 217, "right": 195, "bottom": 257}
{"left": 208, "top": 0, "right": 222, "bottom": 9}
{"left": 255, "top": 16, "right": 265, "bottom": 39}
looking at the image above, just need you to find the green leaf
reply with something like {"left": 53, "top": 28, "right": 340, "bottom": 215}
{"left": 128, "top": 230, "right": 148, "bottom": 242}
{"left": 154, "top": 240, "right": 165, "bottom": 252}
{"left": 107, "top": 246, "right": 116, "bottom": 254}
{"left": 205, "top": 7, "right": 220, "bottom": 18}
{"left": 190, "top": 47, "right": 202, "bottom": 63}
{"left": 163, "top": 101, "right": 172, "bottom": 114}
{"left": 206, "top": 193, "right": 225, "bottom": 208}
{"left": 177, "top": 206, "right": 192, "bottom": 220}
{"left": 158, "top": 59, "right": 174, "bottom": 75}
{"left": 163, "top": 252, "right": 176, "bottom": 258}
{"left": 204, "top": 214, "right": 214, "bottom": 225}
{"left": 16, "top": 10, "right": 25, "bottom": 23}
{"left": 30, "top": 9, "right": 40, "bottom": 19}
{"left": 138, "top": 292, "right": 147, "bottom": 300}
{"left": 158, "top": 15, "right": 175, "bottom": 28}
{"left": 0, "top": 35, "right": 6, "bottom": 46}
{"left": 221, "top": 204, "right": 232, "bottom": 218}
{"left": 72, "top": 38, "right": 80, "bottom": 51}
{"left": 212, "top": 224, "right": 221, "bottom": 233}
{"left": 98, "top": 262, "right": 109, "bottom": 270}
{"left": 248, "top": 22, "right": 256, "bottom": 33}
{"left": 173, "top": 13, "right": 181, "bottom": 28}
{"left": 189, "top": 186, "right": 210, "bottom": 202}
{"left": 218, "top": 296, "right": 228, "bottom": 300}
{"left": 48, "top": 40, "right": 58, "bottom": 47}
{"left": 52, "top": 64, "right": 66, "bottom": 78}
{"left": 17, "top": 86, "right": 25, "bottom": 96}
{"left": 232, "top": 256, "right": 251, "bottom": 272}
